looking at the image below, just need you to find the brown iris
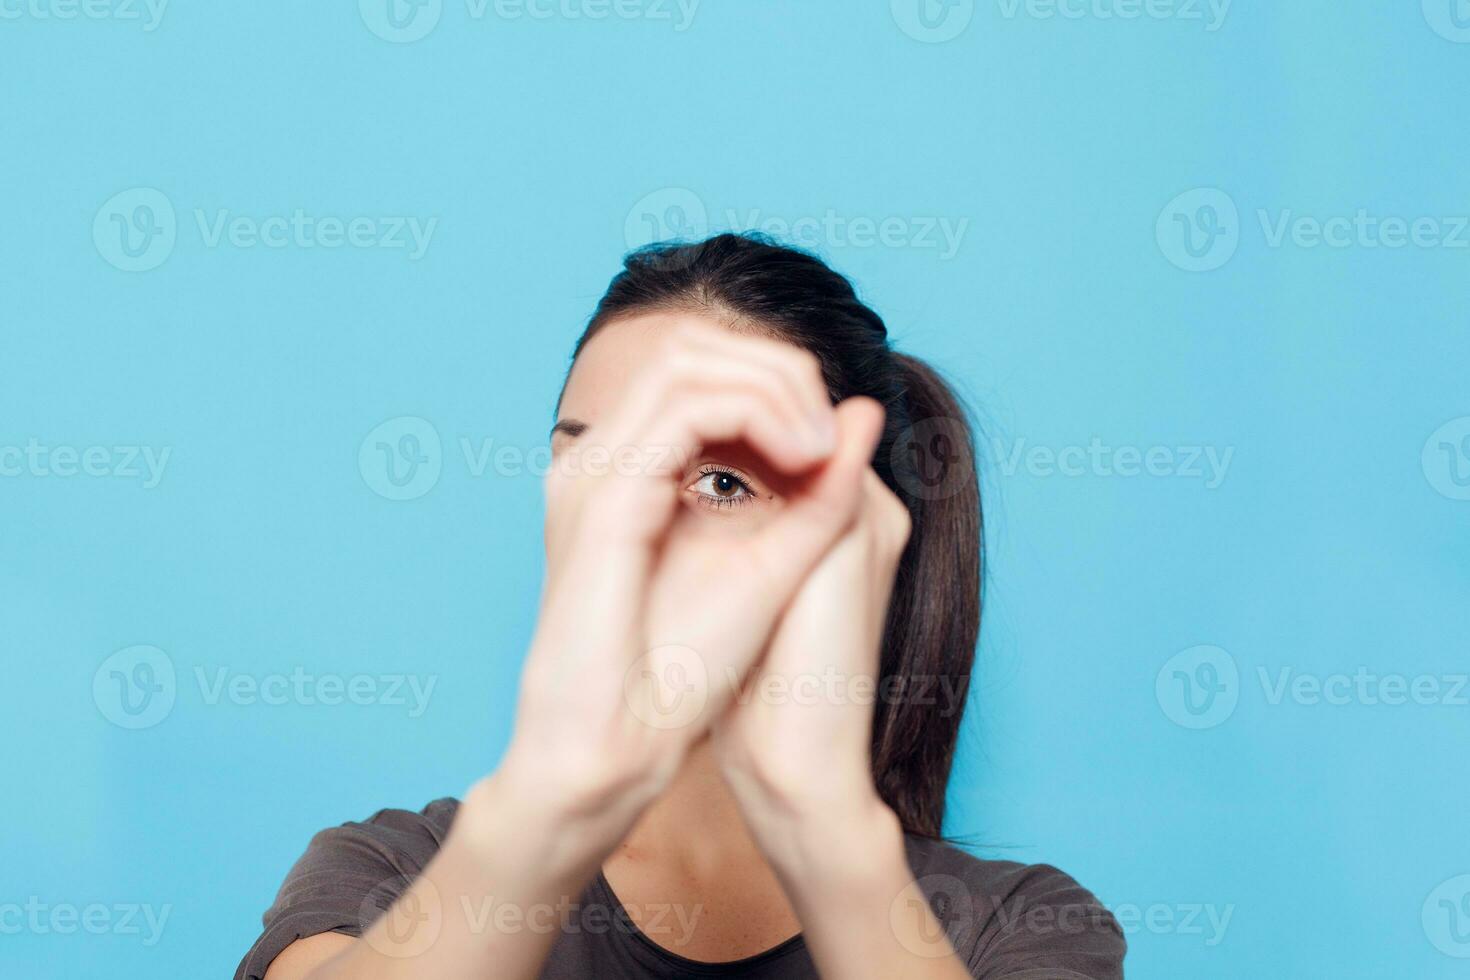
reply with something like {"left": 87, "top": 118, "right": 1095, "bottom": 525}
{"left": 711, "top": 472, "right": 741, "bottom": 497}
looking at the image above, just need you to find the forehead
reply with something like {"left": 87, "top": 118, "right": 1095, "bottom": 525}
{"left": 559, "top": 310, "right": 724, "bottom": 422}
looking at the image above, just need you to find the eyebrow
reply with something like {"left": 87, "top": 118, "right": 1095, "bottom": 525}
{"left": 550, "top": 418, "right": 587, "bottom": 439}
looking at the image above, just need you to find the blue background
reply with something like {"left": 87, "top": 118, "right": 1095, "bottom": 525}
{"left": 3, "top": 2, "right": 1469, "bottom": 977}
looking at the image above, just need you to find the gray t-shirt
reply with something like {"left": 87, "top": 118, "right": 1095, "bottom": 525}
{"left": 235, "top": 798, "right": 1124, "bottom": 979}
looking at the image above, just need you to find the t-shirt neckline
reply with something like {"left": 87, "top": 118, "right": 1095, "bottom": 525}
{"left": 591, "top": 869, "right": 806, "bottom": 976}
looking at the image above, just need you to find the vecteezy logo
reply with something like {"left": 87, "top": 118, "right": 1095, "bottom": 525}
{"left": 359, "top": 0, "right": 442, "bottom": 43}
{"left": 1156, "top": 188, "right": 1239, "bottom": 272}
{"left": 890, "top": 874, "right": 975, "bottom": 958}
{"left": 1423, "top": 875, "right": 1470, "bottom": 958}
{"left": 93, "top": 645, "right": 177, "bottom": 729}
{"left": 93, "top": 188, "right": 177, "bottom": 272}
{"left": 890, "top": 416, "right": 972, "bottom": 501}
{"left": 1423, "top": 0, "right": 1470, "bottom": 43}
{"left": 623, "top": 644, "right": 708, "bottom": 730}
{"left": 624, "top": 188, "right": 708, "bottom": 251}
{"left": 359, "top": 416, "right": 443, "bottom": 501}
{"left": 890, "top": 0, "right": 974, "bottom": 43}
{"left": 360, "top": 875, "right": 442, "bottom": 958}
{"left": 1156, "top": 645, "right": 1239, "bottom": 729}
{"left": 1422, "top": 417, "right": 1470, "bottom": 501}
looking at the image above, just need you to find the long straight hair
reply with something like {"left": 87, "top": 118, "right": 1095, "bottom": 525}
{"left": 570, "top": 233, "right": 983, "bottom": 838}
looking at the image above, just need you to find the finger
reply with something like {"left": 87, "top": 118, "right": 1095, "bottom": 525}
{"left": 742, "top": 396, "right": 886, "bottom": 604}
{"left": 650, "top": 399, "right": 884, "bottom": 699}
{"left": 554, "top": 363, "right": 841, "bottom": 622}
{"left": 578, "top": 384, "right": 834, "bottom": 547}
{"left": 642, "top": 385, "right": 826, "bottom": 476}
{"left": 659, "top": 346, "right": 831, "bottom": 458}
{"left": 675, "top": 325, "right": 836, "bottom": 442}
{"left": 856, "top": 472, "right": 905, "bottom": 641}
{"left": 590, "top": 346, "right": 834, "bottom": 477}
{"left": 860, "top": 469, "right": 913, "bottom": 575}
{"left": 585, "top": 339, "right": 840, "bottom": 484}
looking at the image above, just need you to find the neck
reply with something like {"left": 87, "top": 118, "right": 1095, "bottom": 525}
{"left": 610, "top": 738, "right": 765, "bottom": 877}
{"left": 599, "top": 739, "right": 804, "bottom": 960}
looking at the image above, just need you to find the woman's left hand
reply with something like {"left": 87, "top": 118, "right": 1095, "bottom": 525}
{"left": 714, "top": 459, "right": 976, "bottom": 979}
{"left": 713, "top": 463, "right": 912, "bottom": 873}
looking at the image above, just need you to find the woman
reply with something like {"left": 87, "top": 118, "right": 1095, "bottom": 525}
{"left": 236, "top": 234, "right": 1125, "bottom": 979}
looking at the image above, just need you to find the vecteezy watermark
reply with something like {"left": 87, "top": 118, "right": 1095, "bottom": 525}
{"left": 891, "top": 874, "right": 1233, "bottom": 957}
{"left": 889, "top": 417, "right": 975, "bottom": 502}
{"left": 1422, "top": 0, "right": 1470, "bottom": 43}
{"left": 359, "top": 0, "right": 699, "bottom": 43}
{"left": 625, "top": 187, "right": 708, "bottom": 249}
{"left": 1256, "top": 209, "right": 1470, "bottom": 251}
{"left": 623, "top": 644, "right": 709, "bottom": 731}
{"left": 364, "top": 417, "right": 975, "bottom": 505}
{"left": 1258, "top": 667, "right": 1469, "bottom": 709}
{"left": 359, "top": 0, "right": 444, "bottom": 42}
{"left": 891, "top": 0, "right": 975, "bottom": 43}
{"left": 194, "top": 667, "right": 437, "bottom": 716}
{"left": 361, "top": 876, "right": 443, "bottom": 959}
{"left": 1424, "top": 874, "right": 1470, "bottom": 958}
{"left": 93, "top": 645, "right": 438, "bottom": 729}
{"left": 1156, "top": 188, "right": 1239, "bottom": 272}
{"left": 1157, "top": 645, "right": 1470, "bottom": 730}
{"left": 360, "top": 416, "right": 444, "bottom": 501}
{"left": 356, "top": 874, "right": 704, "bottom": 959}
{"left": 995, "top": 0, "right": 1231, "bottom": 31}
{"left": 1423, "top": 417, "right": 1470, "bottom": 501}
{"left": 0, "top": 440, "right": 171, "bottom": 488}
{"left": 622, "top": 189, "right": 970, "bottom": 259}
{"left": 460, "top": 894, "right": 702, "bottom": 945}
{"left": 725, "top": 209, "right": 969, "bottom": 261}
{"left": 1158, "top": 187, "right": 1470, "bottom": 272}
{"left": 0, "top": 0, "right": 168, "bottom": 30}
{"left": 725, "top": 666, "right": 968, "bottom": 718}
{"left": 93, "top": 188, "right": 176, "bottom": 273}
{"left": 1108, "top": 901, "right": 1234, "bottom": 946}
{"left": 0, "top": 899, "right": 171, "bottom": 946}
{"left": 891, "top": 874, "right": 977, "bottom": 958}
{"left": 1156, "top": 645, "right": 1240, "bottom": 729}
{"left": 93, "top": 187, "right": 438, "bottom": 272}
{"left": 92, "top": 645, "right": 176, "bottom": 730}
{"left": 360, "top": 415, "right": 750, "bottom": 502}
{"left": 990, "top": 436, "right": 1234, "bottom": 489}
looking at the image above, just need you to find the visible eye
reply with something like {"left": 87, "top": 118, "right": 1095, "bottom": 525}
{"left": 687, "top": 465, "right": 757, "bottom": 508}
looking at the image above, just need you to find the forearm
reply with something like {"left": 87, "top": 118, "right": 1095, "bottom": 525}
{"left": 305, "top": 774, "right": 606, "bottom": 980}
{"left": 762, "top": 801, "right": 974, "bottom": 980}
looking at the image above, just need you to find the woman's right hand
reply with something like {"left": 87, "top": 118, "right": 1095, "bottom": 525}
{"left": 463, "top": 323, "right": 885, "bottom": 882}
{"left": 276, "top": 330, "right": 884, "bottom": 980}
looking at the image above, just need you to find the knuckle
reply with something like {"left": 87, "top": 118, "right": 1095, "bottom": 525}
{"left": 662, "top": 347, "right": 702, "bottom": 385}
{"left": 790, "top": 347, "right": 826, "bottom": 387}
{"left": 655, "top": 332, "right": 695, "bottom": 370}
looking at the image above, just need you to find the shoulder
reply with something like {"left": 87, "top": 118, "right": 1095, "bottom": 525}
{"left": 235, "top": 798, "right": 462, "bottom": 980}
{"left": 285, "top": 796, "right": 460, "bottom": 881}
{"left": 304, "top": 797, "right": 460, "bottom": 857}
{"left": 903, "top": 836, "right": 1126, "bottom": 979}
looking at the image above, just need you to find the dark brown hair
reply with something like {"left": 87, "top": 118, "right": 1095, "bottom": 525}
{"left": 572, "top": 233, "right": 983, "bottom": 838}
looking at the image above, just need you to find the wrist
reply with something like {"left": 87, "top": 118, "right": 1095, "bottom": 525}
{"left": 746, "top": 790, "right": 908, "bottom": 891}
{"left": 453, "top": 769, "right": 606, "bottom": 887}
{"left": 455, "top": 738, "right": 678, "bottom": 884}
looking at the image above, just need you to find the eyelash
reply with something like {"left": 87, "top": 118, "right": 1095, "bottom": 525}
{"left": 690, "top": 465, "right": 757, "bottom": 509}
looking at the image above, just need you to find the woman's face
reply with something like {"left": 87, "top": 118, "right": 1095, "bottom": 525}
{"left": 550, "top": 311, "right": 793, "bottom": 547}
